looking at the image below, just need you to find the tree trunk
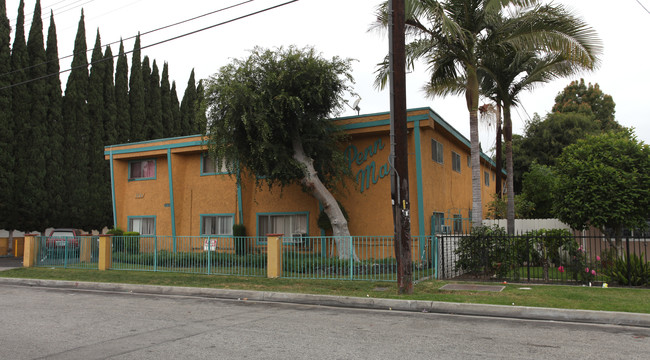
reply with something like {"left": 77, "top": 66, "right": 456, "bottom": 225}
{"left": 495, "top": 102, "right": 503, "bottom": 199}
{"left": 504, "top": 104, "right": 515, "bottom": 235}
{"left": 466, "top": 67, "right": 482, "bottom": 228}
{"left": 292, "top": 138, "right": 358, "bottom": 261}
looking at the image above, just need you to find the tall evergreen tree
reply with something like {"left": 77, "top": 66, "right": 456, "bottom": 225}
{"left": 148, "top": 59, "right": 163, "bottom": 139}
{"left": 128, "top": 34, "right": 145, "bottom": 141}
{"left": 141, "top": 55, "right": 152, "bottom": 139}
{"left": 170, "top": 80, "right": 181, "bottom": 136}
{"left": 44, "top": 10, "right": 65, "bottom": 227}
{"left": 87, "top": 29, "right": 108, "bottom": 230}
{"left": 114, "top": 39, "right": 129, "bottom": 143}
{"left": 20, "top": 0, "right": 49, "bottom": 231}
{"left": 179, "top": 69, "right": 196, "bottom": 135}
{"left": 0, "top": 0, "right": 15, "bottom": 231}
{"left": 62, "top": 10, "right": 90, "bottom": 228}
{"left": 160, "top": 62, "right": 172, "bottom": 138}
{"left": 195, "top": 79, "right": 207, "bottom": 134}
{"left": 102, "top": 45, "right": 117, "bottom": 145}
{"left": 10, "top": 0, "right": 30, "bottom": 231}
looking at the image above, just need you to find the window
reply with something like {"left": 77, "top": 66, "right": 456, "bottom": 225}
{"left": 432, "top": 212, "right": 445, "bottom": 233}
{"left": 452, "top": 151, "right": 461, "bottom": 173}
{"left": 484, "top": 171, "right": 490, "bottom": 186}
{"left": 129, "top": 159, "right": 156, "bottom": 180}
{"left": 201, "top": 153, "right": 228, "bottom": 175}
{"left": 431, "top": 139, "right": 444, "bottom": 164}
{"left": 128, "top": 216, "right": 155, "bottom": 235}
{"left": 258, "top": 213, "right": 308, "bottom": 240}
{"left": 201, "top": 215, "right": 234, "bottom": 235}
{"left": 467, "top": 154, "right": 471, "bottom": 167}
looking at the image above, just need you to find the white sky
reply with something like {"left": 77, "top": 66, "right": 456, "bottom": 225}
{"left": 6, "top": 0, "right": 650, "bottom": 152}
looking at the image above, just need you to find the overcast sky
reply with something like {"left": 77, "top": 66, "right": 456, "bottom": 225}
{"left": 6, "top": 0, "right": 650, "bottom": 152}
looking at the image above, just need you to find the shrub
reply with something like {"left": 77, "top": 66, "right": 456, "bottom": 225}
{"left": 113, "top": 231, "right": 140, "bottom": 254}
{"left": 523, "top": 228, "right": 574, "bottom": 282}
{"left": 233, "top": 223, "right": 248, "bottom": 255}
{"left": 454, "top": 225, "right": 516, "bottom": 279}
{"left": 606, "top": 253, "right": 650, "bottom": 286}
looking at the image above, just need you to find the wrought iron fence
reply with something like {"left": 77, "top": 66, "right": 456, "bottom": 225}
{"left": 436, "top": 228, "right": 649, "bottom": 285}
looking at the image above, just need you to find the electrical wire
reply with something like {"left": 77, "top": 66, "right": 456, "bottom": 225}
{"left": 1, "top": 0, "right": 256, "bottom": 80}
{"left": 0, "top": 0, "right": 300, "bottom": 91}
{"left": 635, "top": 0, "right": 650, "bottom": 15}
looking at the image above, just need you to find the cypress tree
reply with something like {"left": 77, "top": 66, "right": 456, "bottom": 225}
{"left": 160, "top": 62, "right": 172, "bottom": 138}
{"left": 170, "top": 80, "right": 181, "bottom": 136}
{"left": 44, "top": 10, "right": 64, "bottom": 227}
{"left": 62, "top": 10, "right": 90, "bottom": 228}
{"left": 87, "top": 29, "right": 107, "bottom": 230}
{"left": 114, "top": 39, "right": 129, "bottom": 143}
{"left": 179, "top": 69, "right": 196, "bottom": 135}
{"left": 128, "top": 34, "right": 145, "bottom": 141}
{"left": 102, "top": 45, "right": 117, "bottom": 145}
{"left": 20, "top": 0, "right": 49, "bottom": 231}
{"left": 141, "top": 55, "right": 151, "bottom": 139}
{"left": 195, "top": 79, "right": 207, "bottom": 134}
{"left": 148, "top": 59, "right": 163, "bottom": 139}
{"left": 0, "top": 0, "right": 14, "bottom": 231}
{"left": 10, "top": 0, "right": 30, "bottom": 231}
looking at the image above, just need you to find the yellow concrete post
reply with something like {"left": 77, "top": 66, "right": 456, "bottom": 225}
{"left": 14, "top": 237, "right": 25, "bottom": 258}
{"left": 267, "top": 234, "right": 283, "bottom": 278}
{"left": 23, "top": 235, "right": 38, "bottom": 268}
{"left": 98, "top": 235, "right": 112, "bottom": 271}
{"left": 79, "top": 237, "right": 92, "bottom": 263}
{"left": 0, "top": 237, "right": 7, "bottom": 256}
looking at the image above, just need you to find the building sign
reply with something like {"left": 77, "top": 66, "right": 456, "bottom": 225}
{"left": 344, "top": 137, "right": 390, "bottom": 193}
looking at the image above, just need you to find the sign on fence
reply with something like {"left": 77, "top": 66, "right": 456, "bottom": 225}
{"left": 203, "top": 238, "right": 217, "bottom": 251}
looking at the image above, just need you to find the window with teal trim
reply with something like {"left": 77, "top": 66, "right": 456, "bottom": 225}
{"left": 431, "top": 139, "right": 443, "bottom": 164}
{"left": 453, "top": 214, "right": 463, "bottom": 234}
{"left": 451, "top": 151, "right": 461, "bottom": 173}
{"left": 201, "top": 215, "right": 233, "bottom": 235}
{"left": 484, "top": 171, "right": 490, "bottom": 186}
{"left": 129, "top": 159, "right": 155, "bottom": 180}
{"left": 432, "top": 212, "right": 445, "bottom": 233}
{"left": 201, "top": 153, "right": 228, "bottom": 175}
{"left": 128, "top": 217, "right": 155, "bottom": 235}
{"left": 258, "top": 213, "right": 307, "bottom": 242}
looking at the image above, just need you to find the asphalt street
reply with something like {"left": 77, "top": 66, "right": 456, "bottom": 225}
{"left": 1, "top": 284, "right": 649, "bottom": 359}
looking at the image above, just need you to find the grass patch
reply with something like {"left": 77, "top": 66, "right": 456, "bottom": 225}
{"left": 1, "top": 267, "right": 649, "bottom": 314}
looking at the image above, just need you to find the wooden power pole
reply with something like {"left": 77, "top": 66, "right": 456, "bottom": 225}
{"left": 389, "top": 0, "right": 413, "bottom": 294}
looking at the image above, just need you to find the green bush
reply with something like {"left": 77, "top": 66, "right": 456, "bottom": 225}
{"left": 606, "top": 253, "right": 650, "bottom": 286}
{"left": 107, "top": 228, "right": 124, "bottom": 236}
{"left": 454, "top": 225, "right": 518, "bottom": 279}
{"left": 233, "top": 224, "right": 248, "bottom": 255}
{"left": 522, "top": 228, "right": 574, "bottom": 282}
{"left": 113, "top": 231, "right": 140, "bottom": 254}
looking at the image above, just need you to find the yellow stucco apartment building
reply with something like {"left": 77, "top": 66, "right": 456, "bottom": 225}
{"left": 104, "top": 107, "right": 502, "bottom": 240}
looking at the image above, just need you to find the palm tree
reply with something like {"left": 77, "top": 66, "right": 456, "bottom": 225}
{"left": 480, "top": 6, "right": 601, "bottom": 233}
{"left": 372, "top": 0, "right": 600, "bottom": 229}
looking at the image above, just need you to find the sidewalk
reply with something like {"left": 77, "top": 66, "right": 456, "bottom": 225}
{"left": 1, "top": 272, "right": 649, "bottom": 328}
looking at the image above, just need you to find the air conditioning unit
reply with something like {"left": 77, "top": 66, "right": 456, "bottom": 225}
{"left": 291, "top": 233, "right": 308, "bottom": 245}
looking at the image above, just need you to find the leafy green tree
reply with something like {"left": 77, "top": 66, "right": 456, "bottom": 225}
{"left": 102, "top": 45, "right": 117, "bottom": 146}
{"left": 520, "top": 162, "right": 556, "bottom": 218}
{"left": 372, "top": 0, "right": 599, "bottom": 228}
{"left": 129, "top": 34, "right": 145, "bottom": 141}
{"left": 195, "top": 79, "right": 207, "bottom": 134}
{"left": 20, "top": 0, "right": 49, "bottom": 230}
{"left": 204, "top": 46, "right": 355, "bottom": 259}
{"left": 10, "top": 0, "right": 30, "bottom": 231}
{"left": 180, "top": 69, "right": 197, "bottom": 135}
{"left": 160, "top": 62, "right": 172, "bottom": 137}
{"left": 114, "top": 39, "right": 129, "bottom": 143}
{"left": 0, "top": 0, "right": 15, "bottom": 231}
{"left": 552, "top": 78, "right": 618, "bottom": 131}
{"left": 44, "top": 10, "right": 64, "bottom": 227}
{"left": 170, "top": 81, "right": 181, "bottom": 136}
{"left": 553, "top": 131, "right": 650, "bottom": 251}
{"left": 147, "top": 59, "right": 163, "bottom": 139}
{"left": 62, "top": 10, "right": 90, "bottom": 228}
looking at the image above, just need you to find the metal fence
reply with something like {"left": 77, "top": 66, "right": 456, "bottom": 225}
{"left": 436, "top": 228, "right": 649, "bottom": 285}
{"left": 34, "top": 235, "right": 100, "bottom": 270}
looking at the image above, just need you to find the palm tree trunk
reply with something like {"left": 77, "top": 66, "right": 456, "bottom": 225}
{"left": 495, "top": 102, "right": 503, "bottom": 198}
{"left": 503, "top": 104, "right": 515, "bottom": 235}
{"left": 467, "top": 67, "right": 482, "bottom": 228}
{"left": 292, "top": 138, "right": 358, "bottom": 261}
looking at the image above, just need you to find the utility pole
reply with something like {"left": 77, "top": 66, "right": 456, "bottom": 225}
{"left": 389, "top": 0, "right": 412, "bottom": 294}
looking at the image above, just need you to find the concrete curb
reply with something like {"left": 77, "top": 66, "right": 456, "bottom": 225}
{"left": 2, "top": 277, "right": 649, "bottom": 328}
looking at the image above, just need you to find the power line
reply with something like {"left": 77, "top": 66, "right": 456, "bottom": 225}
{"left": 0, "top": 0, "right": 300, "bottom": 91}
{"left": 1, "top": 0, "right": 256, "bottom": 80}
{"left": 635, "top": 0, "right": 650, "bottom": 15}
